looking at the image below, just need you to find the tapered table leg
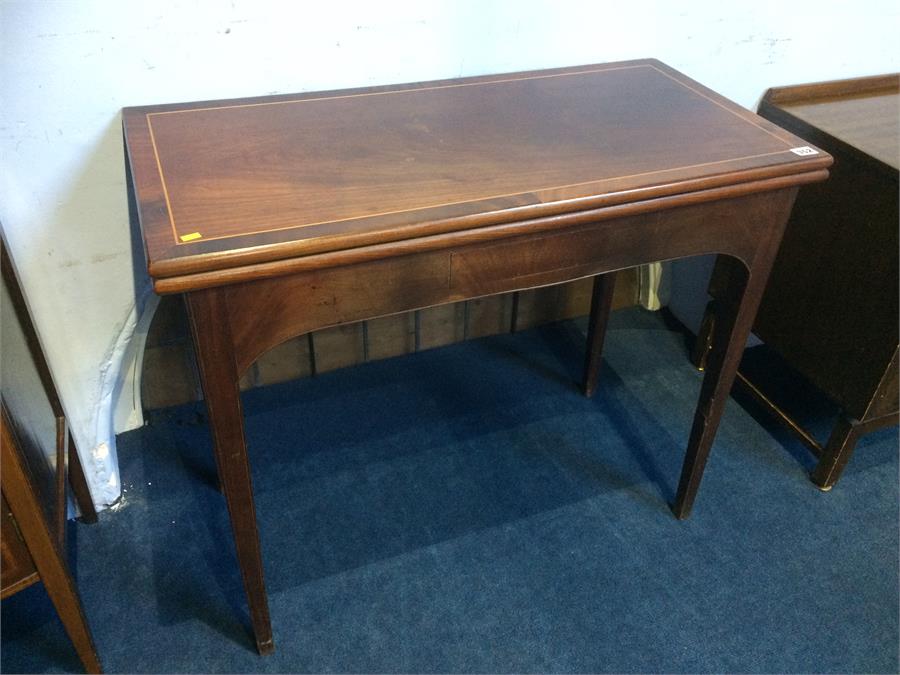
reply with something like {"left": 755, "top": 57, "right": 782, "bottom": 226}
{"left": 691, "top": 257, "right": 734, "bottom": 371}
{"left": 673, "top": 256, "right": 762, "bottom": 519}
{"left": 810, "top": 415, "right": 859, "bottom": 490}
{"left": 583, "top": 273, "right": 617, "bottom": 397}
{"left": 673, "top": 190, "right": 797, "bottom": 520}
{"left": 186, "top": 288, "right": 274, "bottom": 655}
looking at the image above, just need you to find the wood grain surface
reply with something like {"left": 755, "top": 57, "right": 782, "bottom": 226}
{"left": 123, "top": 59, "right": 830, "bottom": 287}
{"left": 122, "top": 60, "right": 833, "bottom": 654}
{"left": 763, "top": 74, "right": 898, "bottom": 171}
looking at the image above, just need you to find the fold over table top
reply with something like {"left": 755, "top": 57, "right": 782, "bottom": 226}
{"left": 123, "top": 58, "right": 831, "bottom": 289}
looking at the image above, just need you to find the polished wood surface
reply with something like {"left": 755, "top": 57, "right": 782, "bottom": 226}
{"left": 1, "top": 405, "right": 102, "bottom": 673}
{"left": 184, "top": 288, "right": 274, "bottom": 655}
{"left": 222, "top": 192, "right": 800, "bottom": 377}
{"left": 760, "top": 75, "right": 898, "bottom": 490}
{"left": 124, "top": 59, "right": 829, "bottom": 287}
{"left": 583, "top": 274, "right": 617, "bottom": 398}
{"left": 696, "top": 74, "right": 898, "bottom": 490}
{"left": 1, "top": 492, "right": 39, "bottom": 598}
{"left": 764, "top": 74, "right": 899, "bottom": 171}
{"left": 123, "top": 60, "right": 830, "bottom": 655}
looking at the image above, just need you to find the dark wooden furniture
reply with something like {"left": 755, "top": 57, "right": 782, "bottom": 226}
{"left": 694, "top": 75, "right": 899, "bottom": 490}
{"left": 1, "top": 405, "right": 102, "bottom": 673}
{"left": 1, "top": 237, "right": 102, "bottom": 673}
{"left": 123, "top": 59, "right": 830, "bottom": 654}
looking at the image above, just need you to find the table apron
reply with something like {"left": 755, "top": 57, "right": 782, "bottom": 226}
{"left": 221, "top": 189, "right": 794, "bottom": 376}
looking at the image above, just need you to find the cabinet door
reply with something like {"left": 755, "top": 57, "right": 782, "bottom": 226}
{"left": 1, "top": 492, "right": 38, "bottom": 599}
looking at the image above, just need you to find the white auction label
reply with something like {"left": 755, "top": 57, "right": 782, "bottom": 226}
{"left": 790, "top": 146, "right": 819, "bottom": 156}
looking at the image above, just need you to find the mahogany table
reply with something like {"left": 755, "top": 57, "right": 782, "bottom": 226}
{"left": 123, "top": 59, "right": 831, "bottom": 654}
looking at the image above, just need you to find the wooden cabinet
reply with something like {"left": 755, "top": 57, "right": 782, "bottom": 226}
{"left": 1, "top": 492, "right": 38, "bottom": 598}
{"left": 1, "top": 236, "right": 102, "bottom": 673}
{"left": 695, "top": 74, "right": 899, "bottom": 489}
{"left": 1, "top": 405, "right": 102, "bottom": 673}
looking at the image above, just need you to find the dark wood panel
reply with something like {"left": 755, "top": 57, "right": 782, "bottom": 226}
{"left": 752, "top": 146, "right": 898, "bottom": 416}
{"left": 868, "top": 347, "right": 899, "bottom": 420}
{"left": 1, "top": 405, "right": 102, "bottom": 672}
{"left": 765, "top": 74, "right": 899, "bottom": 172}
{"left": 226, "top": 189, "right": 796, "bottom": 381}
{"left": 1, "top": 492, "right": 38, "bottom": 599}
{"left": 753, "top": 76, "right": 899, "bottom": 420}
{"left": 697, "top": 73, "right": 897, "bottom": 490}
{"left": 226, "top": 252, "right": 451, "bottom": 375}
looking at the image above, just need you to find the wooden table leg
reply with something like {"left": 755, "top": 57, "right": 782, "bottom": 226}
{"left": 691, "top": 300, "right": 716, "bottom": 371}
{"left": 583, "top": 273, "right": 617, "bottom": 397}
{"left": 672, "top": 239, "right": 787, "bottom": 520}
{"left": 185, "top": 288, "right": 275, "bottom": 655}
{"left": 810, "top": 415, "right": 859, "bottom": 491}
{"left": 67, "top": 431, "right": 98, "bottom": 524}
{"left": 690, "top": 256, "right": 734, "bottom": 371}
{"left": 672, "top": 189, "right": 800, "bottom": 519}
{"left": 810, "top": 410, "right": 898, "bottom": 490}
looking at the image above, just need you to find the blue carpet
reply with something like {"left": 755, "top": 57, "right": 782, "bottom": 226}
{"left": 2, "top": 308, "right": 897, "bottom": 673}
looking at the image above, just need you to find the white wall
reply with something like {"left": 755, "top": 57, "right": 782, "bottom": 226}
{"left": 2, "top": 0, "right": 897, "bottom": 509}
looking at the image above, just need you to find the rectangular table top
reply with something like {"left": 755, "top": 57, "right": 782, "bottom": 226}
{"left": 123, "top": 59, "right": 830, "bottom": 283}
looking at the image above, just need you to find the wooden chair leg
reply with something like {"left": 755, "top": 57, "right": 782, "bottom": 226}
{"left": 186, "top": 287, "right": 275, "bottom": 655}
{"left": 67, "top": 431, "right": 98, "bottom": 524}
{"left": 810, "top": 415, "right": 861, "bottom": 491}
{"left": 583, "top": 273, "right": 617, "bottom": 398}
{"left": 55, "top": 419, "right": 68, "bottom": 543}
{"left": 692, "top": 255, "right": 738, "bottom": 371}
{"left": 691, "top": 299, "right": 717, "bottom": 371}
{"left": 672, "top": 251, "right": 778, "bottom": 520}
{"left": 2, "top": 407, "right": 102, "bottom": 674}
